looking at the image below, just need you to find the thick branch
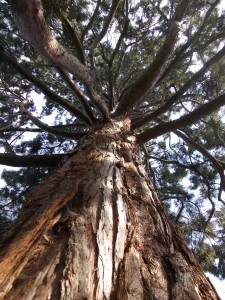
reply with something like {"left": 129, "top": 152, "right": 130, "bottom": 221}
{"left": 0, "top": 48, "right": 91, "bottom": 124}
{"left": 10, "top": 0, "right": 91, "bottom": 86}
{"left": 136, "top": 94, "right": 225, "bottom": 143}
{"left": 158, "top": 0, "right": 221, "bottom": 84}
{"left": 0, "top": 124, "right": 87, "bottom": 133}
{"left": 114, "top": 21, "right": 180, "bottom": 117}
{"left": 132, "top": 44, "right": 225, "bottom": 129}
{"left": 113, "top": 0, "right": 192, "bottom": 117}
{"left": 10, "top": 0, "right": 109, "bottom": 119}
{"left": 0, "top": 153, "right": 63, "bottom": 167}
{"left": 171, "top": 0, "right": 193, "bottom": 21}
{"left": 60, "top": 13, "right": 86, "bottom": 65}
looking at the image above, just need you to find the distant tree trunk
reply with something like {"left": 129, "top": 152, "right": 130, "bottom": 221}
{"left": 0, "top": 119, "right": 220, "bottom": 300}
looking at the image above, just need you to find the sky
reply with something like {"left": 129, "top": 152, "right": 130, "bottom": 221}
{"left": 207, "top": 273, "right": 225, "bottom": 299}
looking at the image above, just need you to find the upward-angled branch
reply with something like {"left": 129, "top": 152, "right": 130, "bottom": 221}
{"left": 0, "top": 47, "right": 91, "bottom": 124}
{"left": 89, "top": 0, "right": 121, "bottom": 51}
{"left": 109, "top": 16, "right": 129, "bottom": 65}
{"left": 157, "top": 0, "right": 221, "bottom": 84}
{"left": 113, "top": 0, "right": 192, "bottom": 117}
{"left": 136, "top": 94, "right": 225, "bottom": 143}
{"left": 57, "top": 67, "right": 97, "bottom": 122}
{"left": 150, "top": 1, "right": 168, "bottom": 22}
{"left": 10, "top": 0, "right": 91, "bottom": 86}
{"left": 81, "top": 0, "right": 102, "bottom": 43}
{"left": 60, "top": 13, "right": 86, "bottom": 65}
{"left": 10, "top": 0, "right": 109, "bottom": 119}
{"left": 114, "top": 21, "right": 180, "bottom": 117}
{"left": 108, "top": 3, "right": 130, "bottom": 111}
{"left": 132, "top": 44, "right": 225, "bottom": 129}
{"left": 172, "top": 0, "right": 193, "bottom": 21}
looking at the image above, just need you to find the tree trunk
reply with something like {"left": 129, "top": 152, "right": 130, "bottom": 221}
{"left": 0, "top": 119, "right": 220, "bottom": 300}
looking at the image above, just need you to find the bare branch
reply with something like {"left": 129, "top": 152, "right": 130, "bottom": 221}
{"left": 107, "top": 4, "right": 129, "bottom": 111}
{"left": 57, "top": 67, "right": 97, "bottom": 122}
{"left": 148, "top": 155, "right": 199, "bottom": 172}
{"left": 0, "top": 123, "right": 12, "bottom": 132}
{"left": 109, "top": 17, "right": 129, "bottom": 65}
{"left": 89, "top": 0, "right": 121, "bottom": 51}
{"left": 150, "top": 1, "right": 168, "bottom": 22}
{"left": 136, "top": 94, "right": 225, "bottom": 143}
{"left": 113, "top": 0, "right": 193, "bottom": 117}
{"left": 171, "top": 0, "right": 193, "bottom": 21}
{"left": 81, "top": 0, "right": 102, "bottom": 43}
{"left": 0, "top": 123, "right": 87, "bottom": 133}
{"left": 25, "top": 112, "right": 88, "bottom": 140}
{"left": 0, "top": 153, "right": 63, "bottom": 167}
{"left": 0, "top": 47, "right": 91, "bottom": 124}
{"left": 175, "top": 199, "right": 185, "bottom": 224}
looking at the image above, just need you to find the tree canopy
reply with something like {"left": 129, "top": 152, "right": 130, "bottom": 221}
{"left": 0, "top": 0, "right": 225, "bottom": 279}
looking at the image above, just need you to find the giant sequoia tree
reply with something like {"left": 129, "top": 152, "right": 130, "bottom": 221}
{"left": 0, "top": 0, "right": 225, "bottom": 299}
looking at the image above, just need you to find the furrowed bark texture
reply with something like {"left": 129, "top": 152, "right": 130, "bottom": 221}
{"left": 0, "top": 120, "right": 220, "bottom": 300}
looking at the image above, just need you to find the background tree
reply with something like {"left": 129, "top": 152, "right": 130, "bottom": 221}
{"left": 0, "top": 0, "right": 224, "bottom": 298}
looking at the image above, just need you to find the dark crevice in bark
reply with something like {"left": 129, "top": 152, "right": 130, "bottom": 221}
{"left": 163, "top": 255, "right": 177, "bottom": 300}
{"left": 50, "top": 236, "right": 69, "bottom": 299}
{"left": 141, "top": 275, "right": 157, "bottom": 300}
{"left": 92, "top": 224, "right": 99, "bottom": 300}
{"left": 71, "top": 182, "right": 86, "bottom": 210}
{"left": 115, "top": 260, "right": 126, "bottom": 299}
{"left": 92, "top": 187, "right": 105, "bottom": 298}
{"left": 140, "top": 256, "right": 155, "bottom": 300}
{"left": 111, "top": 167, "right": 119, "bottom": 296}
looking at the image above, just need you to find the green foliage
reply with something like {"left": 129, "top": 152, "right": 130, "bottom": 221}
{"left": 0, "top": 167, "right": 50, "bottom": 228}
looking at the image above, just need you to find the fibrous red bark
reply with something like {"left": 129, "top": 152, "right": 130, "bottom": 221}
{"left": 0, "top": 120, "right": 220, "bottom": 299}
